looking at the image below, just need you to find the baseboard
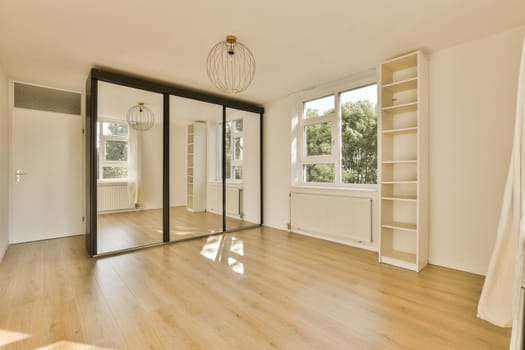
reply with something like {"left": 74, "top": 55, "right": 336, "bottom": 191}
{"left": 291, "top": 228, "right": 378, "bottom": 252}
{"left": 8, "top": 232, "right": 83, "bottom": 245}
{"left": 427, "top": 258, "right": 486, "bottom": 276}
{"left": 262, "top": 223, "right": 378, "bottom": 252}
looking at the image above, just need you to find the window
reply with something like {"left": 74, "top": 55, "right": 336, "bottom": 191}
{"left": 218, "top": 119, "right": 243, "bottom": 181}
{"left": 97, "top": 120, "right": 129, "bottom": 181}
{"left": 298, "top": 83, "right": 377, "bottom": 186}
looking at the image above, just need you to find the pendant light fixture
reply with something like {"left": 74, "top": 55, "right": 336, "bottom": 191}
{"left": 206, "top": 35, "right": 256, "bottom": 94}
{"left": 126, "top": 102, "right": 154, "bottom": 131}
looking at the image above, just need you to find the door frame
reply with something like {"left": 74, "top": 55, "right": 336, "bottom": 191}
{"left": 9, "top": 80, "right": 85, "bottom": 243}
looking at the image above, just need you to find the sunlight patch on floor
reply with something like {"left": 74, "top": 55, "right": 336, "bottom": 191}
{"left": 0, "top": 329, "right": 30, "bottom": 347}
{"left": 36, "top": 340, "right": 114, "bottom": 349}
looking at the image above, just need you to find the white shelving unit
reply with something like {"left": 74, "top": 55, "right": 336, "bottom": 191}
{"left": 378, "top": 51, "right": 428, "bottom": 272}
{"left": 186, "top": 122, "right": 207, "bottom": 212}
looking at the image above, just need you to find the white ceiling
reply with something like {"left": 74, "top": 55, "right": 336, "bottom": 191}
{"left": 0, "top": 0, "right": 524, "bottom": 104}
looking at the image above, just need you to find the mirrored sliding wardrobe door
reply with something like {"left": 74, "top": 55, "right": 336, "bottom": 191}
{"left": 169, "top": 96, "right": 223, "bottom": 241}
{"left": 96, "top": 81, "right": 164, "bottom": 253}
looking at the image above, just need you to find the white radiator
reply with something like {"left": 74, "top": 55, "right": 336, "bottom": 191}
{"left": 97, "top": 184, "right": 134, "bottom": 213}
{"left": 207, "top": 183, "right": 243, "bottom": 218}
{"left": 226, "top": 187, "right": 242, "bottom": 218}
{"left": 290, "top": 191, "right": 372, "bottom": 243}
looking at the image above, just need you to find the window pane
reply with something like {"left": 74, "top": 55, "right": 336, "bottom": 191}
{"left": 233, "top": 166, "right": 242, "bottom": 180}
{"left": 225, "top": 122, "right": 232, "bottom": 179}
{"left": 105, "top": 140, "right": 128, "bottom": 161}
{"left": 234, "top": 137, "right": 243, "bottom": 160}
{"left": 102, "top": 122, "right": 128, "bottom": 136}
{"left": 103, "top": 166, "right": 128, "bottom": 179}
{"left": 304, "top": 164, "right": 334, "bottom": 183}
{"left": 304, "top": 95, "right": 335, "bottom": 119}
{"left": 305, "top": 122, "right": 331, "bottom": 156}
{"left": 340, "top": 84, "right": 377, "bottom": 184}
{"left": 234, "top": 119, "right": 243, "bottom": 132}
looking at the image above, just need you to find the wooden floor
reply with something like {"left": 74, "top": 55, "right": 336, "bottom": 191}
{"left": 97, "top": 206, "right": 256, "bottom": 253}
{"left": 0, "top": 227, "right": 510, "bottom": 349}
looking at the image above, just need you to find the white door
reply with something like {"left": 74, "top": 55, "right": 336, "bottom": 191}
{"left": 10, "top": 103, "right": 83, "bottom": 243}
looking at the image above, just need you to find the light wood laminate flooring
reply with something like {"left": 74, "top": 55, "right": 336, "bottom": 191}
{"left": 0, "top": 227, "right": 510, "bottom": 349}
{"left": 97, "top": 206, "right": 256, "bottom": 253}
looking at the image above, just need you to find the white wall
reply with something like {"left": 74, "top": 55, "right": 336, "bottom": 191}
{"left": 263, "top": 25, "right": 525, "bottom": 274}
{"left": 138, "top": 121, "right": 163, "bottom": 210}
{"left": 170, "top": 123, "right": 187, "bottom": 207}
{"left": 429, "top": 26, "right": 525, "bottom": 275}
{"left": 0, "top": 63, "right": 8, "bottom": 261}
{"left": 263, "top": 97, "right": 292, "bottom": 230}
{"left": 242, "top": 113, "right": 261, "bottom": 224}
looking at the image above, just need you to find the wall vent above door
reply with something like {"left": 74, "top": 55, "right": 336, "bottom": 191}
{"left": 14, "top": 82, "right": 81, "bottom": 115}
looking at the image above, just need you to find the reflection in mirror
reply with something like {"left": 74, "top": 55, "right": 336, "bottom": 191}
{"left": 225, "top": 108, "right": 261, "bottom": 231}
{"left": 169, "top": 96, "right": 223, "bottom": 241}
{"left": 96, "top": 82, "right": 163, "bottom": 253}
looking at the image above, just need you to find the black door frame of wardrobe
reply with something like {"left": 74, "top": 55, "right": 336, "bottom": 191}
{"left": 86, "top": 68, "right": 264, "bottom": 257}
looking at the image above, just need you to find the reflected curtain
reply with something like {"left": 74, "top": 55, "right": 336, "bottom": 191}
{"left": 478, "top": 35, "right": 525, "bottom": 349}
{"left": 128, "top": 127, "right": 142, "bottom": 208}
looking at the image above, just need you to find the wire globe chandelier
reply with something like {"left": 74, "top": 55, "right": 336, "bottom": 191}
{"left": 206, "top": 35, "right": 256, "bottom": 94}
{"left": 126, "top": 102, "right": 155, "bottom": 131}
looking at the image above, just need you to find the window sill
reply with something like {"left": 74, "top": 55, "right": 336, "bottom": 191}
{"left": 290, "top": 185, "right": 378, "bottom": 198}
{"left": 97, "top": 180, "right": 128, "bottom": 187}
{"left": 209, "top": 180, "right": 244, "bottom": 186}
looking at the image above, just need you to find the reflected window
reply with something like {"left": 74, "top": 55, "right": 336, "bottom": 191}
{"left": 200, "top": 236, "right": 245, "bottom": 275}
{"left": 97, "top": 119, "right": 129, "bottom": 181}
{"left": 303, "top": 95, "right": 335, "bottom": 119}
{"left": 218, "top": 119, "right": 243, "bottom": 181}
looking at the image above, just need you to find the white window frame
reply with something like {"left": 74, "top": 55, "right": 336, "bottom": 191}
{"left": 97, "top": 118, "right": 129, "bottom": 183}
{"left": 301, "top": 94, "right": 339, "bottom": 183}
{"left": 292, "top": 69, "right": 378, "bottom": 189}
{"left": 217, "top": 119, "right": 244, "bottom": 183}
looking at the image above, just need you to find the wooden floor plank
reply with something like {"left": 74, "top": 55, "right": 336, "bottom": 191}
{"left": 0, "top": 225, "right": 511, "bottom": 349}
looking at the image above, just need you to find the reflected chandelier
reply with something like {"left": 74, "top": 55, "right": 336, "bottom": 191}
{"left": 126, "top": 102, "right": 154, "bottom": 131}
{"left": 206, "top": 35, "right": 256, "bottom": 94}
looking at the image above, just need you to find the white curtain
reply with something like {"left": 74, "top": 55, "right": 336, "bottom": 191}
{"left": 478, "top": 35, "right": 525, "bottom": 349}
{"left": 127, "top": 127, "right": 142, "bottom": 208}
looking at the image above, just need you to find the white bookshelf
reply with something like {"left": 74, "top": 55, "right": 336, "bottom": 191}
{"left": 378, "top": 51, "right": 428, "bottom": 272}
{"left": 186, "top": 122, "right": 207, "bottom": 212}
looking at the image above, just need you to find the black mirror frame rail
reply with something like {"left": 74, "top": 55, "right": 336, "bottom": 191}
{"left": 86, "top": 68, "right": 264, "bottom": 257}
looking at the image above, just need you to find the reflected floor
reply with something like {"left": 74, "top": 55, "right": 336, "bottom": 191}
{"left": 97, "top": 206, "right": 256, "bottom": 253}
